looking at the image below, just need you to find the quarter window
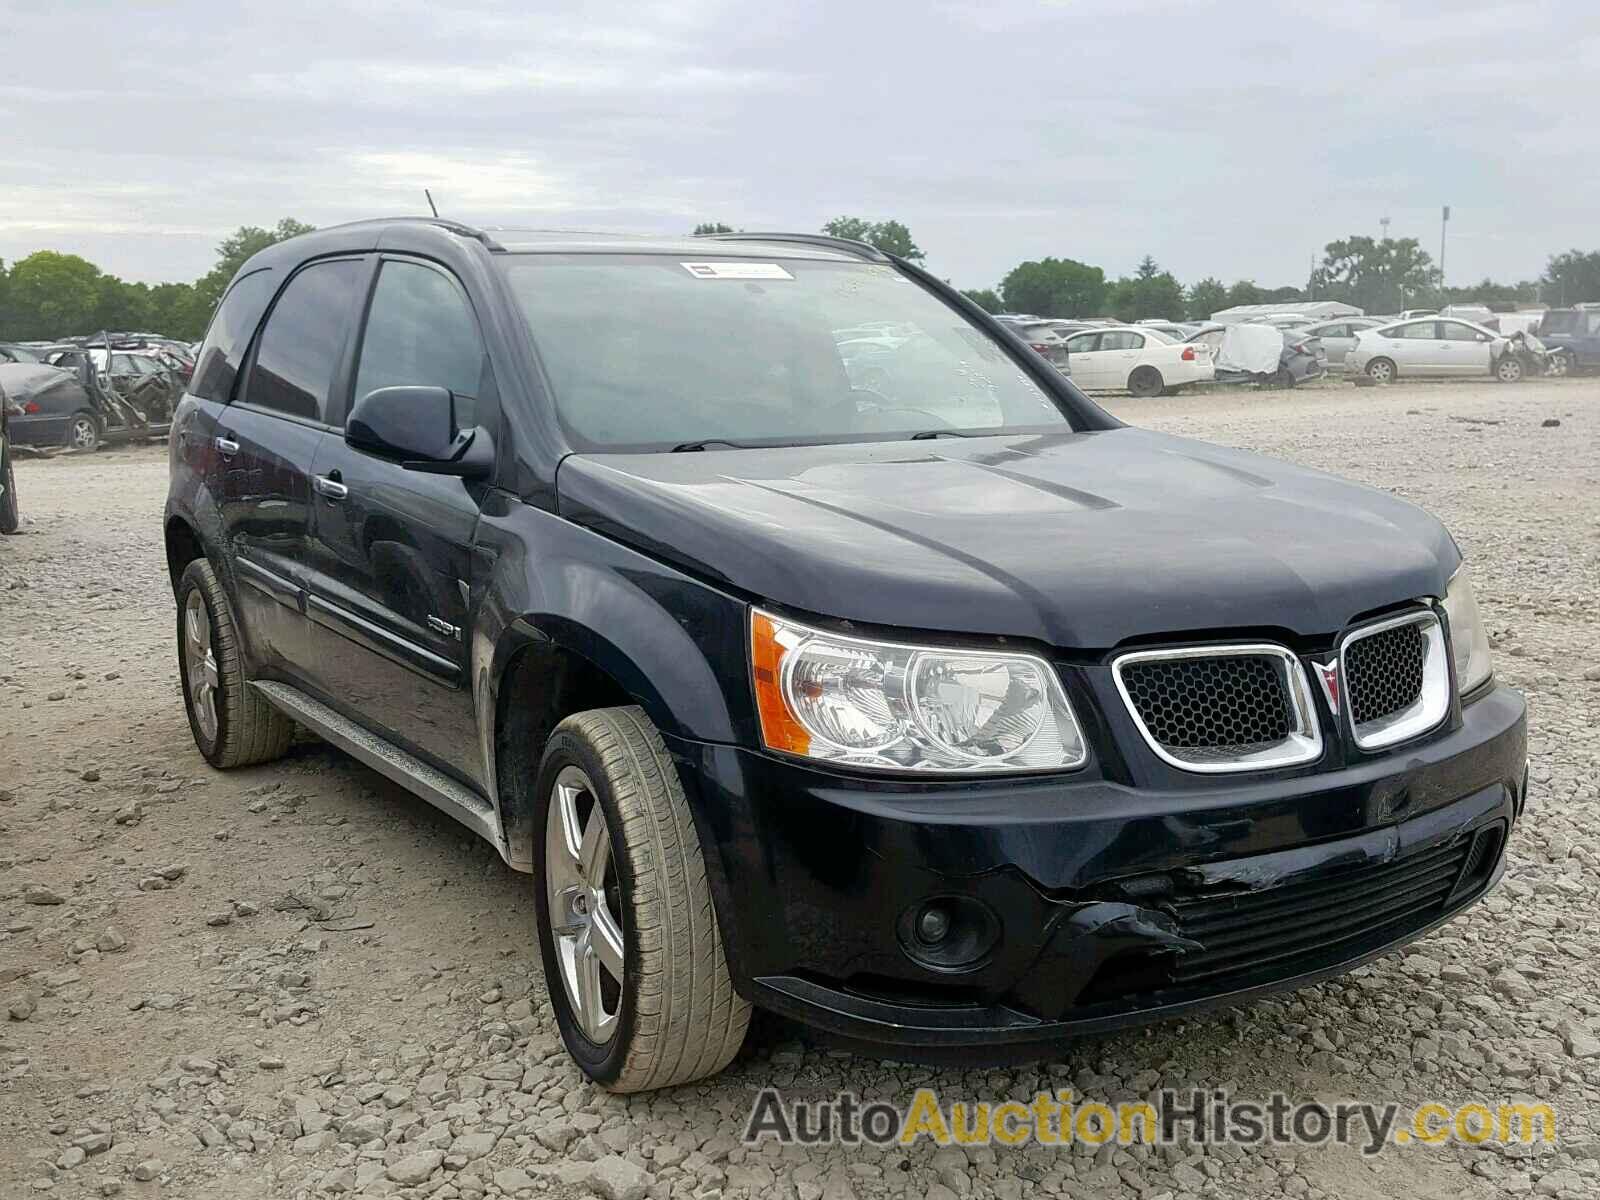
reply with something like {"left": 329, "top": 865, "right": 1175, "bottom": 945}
{"left": 353, "top": 260, "right": 486, "bottom": 427}
{"left": 243, "top": 259, "right": 365, "bottom": 423}
{"left": 192, "top": 268, "right": 277, "bottom": 404}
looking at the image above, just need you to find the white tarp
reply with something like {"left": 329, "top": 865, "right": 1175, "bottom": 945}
{"left": 1216, "top": 324, "right": 1283, "bottom": 375}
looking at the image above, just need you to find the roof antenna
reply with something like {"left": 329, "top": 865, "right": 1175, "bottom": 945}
{"left": 424, "top": 189, "right": 439, "bottom": 218}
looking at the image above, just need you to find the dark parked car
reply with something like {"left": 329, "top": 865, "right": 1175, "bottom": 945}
{"left": 0, "top": 362, "right": 102, "bottom": 450}
{"left": 165, "top": 220, "right": 1526, "bottom": 1091}
{"left": 1538, "top": 305, "right": 1600, "bottom": 375}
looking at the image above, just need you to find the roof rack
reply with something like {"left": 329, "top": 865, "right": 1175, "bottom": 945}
{"left": 419, "top": 217, "right": 505, "bottom": 252}
{"left": 699, "top": 232, "right": 888, "bottom": 262}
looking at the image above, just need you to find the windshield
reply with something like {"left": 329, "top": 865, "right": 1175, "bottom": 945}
{"left": 498, "top": 254, "right": 1075, "bottom": 450}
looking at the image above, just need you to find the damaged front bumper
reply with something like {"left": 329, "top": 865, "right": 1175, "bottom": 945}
{"left": 670, "top": 683, "right": 1526, "bottom": 1052}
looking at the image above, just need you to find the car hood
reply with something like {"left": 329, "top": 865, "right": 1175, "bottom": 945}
{"left": 556, "top": 428, "right": 1459, "bottom": 649}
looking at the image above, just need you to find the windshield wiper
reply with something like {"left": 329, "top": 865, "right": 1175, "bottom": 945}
{"left": 908, "top": 429, "right": 976, "bottom": 440}
{"left": 670, "top": 438, "right": 760, "bottom": 452}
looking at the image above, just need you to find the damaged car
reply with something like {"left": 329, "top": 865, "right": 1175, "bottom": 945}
{"left": 1346, "top": 317, "right": 1544, "bottom": 384}
{"left": 165, "top": 220, "right": 1526, "bottom": 1091}
{"left": 1187, "top": 323, "right": 1326, "bottom": 388}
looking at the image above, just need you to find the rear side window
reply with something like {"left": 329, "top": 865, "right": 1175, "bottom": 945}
{"left": 192, "top": 268, "right": 276, "bottom": 403}
{"left": 243, "top": 259, "right": 365, "bottom": 423}
{"left": 353, "top": 260, "right": 486, "bottom": 426}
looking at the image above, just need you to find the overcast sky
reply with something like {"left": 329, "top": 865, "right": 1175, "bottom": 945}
{"left": 5, "top": 0, "right": 1598, "bottom": 293}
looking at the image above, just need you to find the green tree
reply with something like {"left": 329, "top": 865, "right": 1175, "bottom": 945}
{"left": 1311, "top": 236, "right": 1436, "bottom": 313}
{"left": 4, "top": 251, "right": 105, "bottom": 339}
{"left": 959, "top": 287, "right": 1002, "bottom": 313}
{"left": 692, "top": 222, "right": 734, "bottom": 235}
{"left": 821, "top": 216, "right": 926, "bottom": 261}
{"left": 1542, "top": 250, "right": 1600, "bottom": 306}
{"left": 1443, "top": 278, "right": 1537, "bottom": 311}
{"left": 1224, "top": 280, "right": 1267, "bottom": 308}
{"left": 193, "top": 218, "right": 316, "bottom": 313}
{"left": 1186, "top": 276, "right": 1227, "bottom": 321}
{"left": 998, "top": 258, "right": 1107, "bottom": 317}
{"left": 1108, "top": 256, "right": 1185, "bottom": 322}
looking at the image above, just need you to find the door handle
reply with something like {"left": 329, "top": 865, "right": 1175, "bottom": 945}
{"left": 313, "top": 474, "right": 349, "bottom": 501}
{"left": 214, "top": 436, "right": 239, "bottom": 458}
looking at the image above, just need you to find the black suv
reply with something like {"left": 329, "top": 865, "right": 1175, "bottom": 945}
{"left": 165, "top": 220, "right": 1527, "bottom": 1091}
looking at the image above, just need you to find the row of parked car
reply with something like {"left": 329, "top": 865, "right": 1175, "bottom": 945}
{"left": 0, "top": 333, "right": 197, "bottom": 450}
{"left": 987, "top": 303, "right": 1593, "bottom": 393}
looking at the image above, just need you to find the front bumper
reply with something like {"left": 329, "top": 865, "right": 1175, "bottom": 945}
{"left": 670, "top": 684, "right": 1526, "bottom": 1050}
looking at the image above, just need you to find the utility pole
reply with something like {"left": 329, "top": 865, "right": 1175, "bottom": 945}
{"left": 1439, "top": 205, "right": 1450, "bottom": 301}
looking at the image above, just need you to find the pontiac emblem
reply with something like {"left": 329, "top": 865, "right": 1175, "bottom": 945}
{"left": 1314, "top": 659, "right": 1341, "bottom": 716}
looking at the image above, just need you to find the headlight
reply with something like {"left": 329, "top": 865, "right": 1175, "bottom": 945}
{"left": 1441, "top": 567, "right": 1493, "bottom": 695}
{"left": 750, "top": 610, "right": 1087, "bottom": 773}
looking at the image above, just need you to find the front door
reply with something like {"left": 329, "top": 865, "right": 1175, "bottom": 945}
{"left": 1437, "top": 321, "right": 1493, "bottom": 376}
{"left": 301, "top": 256, "right": 493, "bottom": 784}
{"left": 216, "top": 256, "right": 368, "bottom": 679}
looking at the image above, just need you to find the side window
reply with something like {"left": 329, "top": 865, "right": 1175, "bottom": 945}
{"left": 111, "top": 355, "right": 135, "bottom": 374}
{"left": 243, "top": 259, "right": 365, "bottom": 423}
{"left": 1318, "top": 324, "right": 1348, "bottom": 339}
{"left": 1394, "top": 322, "right": 1438, "bottom": 340}
{"left": 1586, "top": 313, "right": 1600, "bottom": 335}
{"left": 352, "top": 260, "right": 486, "bottom": 427}
{"left": 1439, "top": 322, "right": 1481, "bottom": 341}
{"left": 1065, "top": 333, "right": 1100, "bottom": 354}
{"left": 192, "top": 268, "right": 277, "bottom": 403}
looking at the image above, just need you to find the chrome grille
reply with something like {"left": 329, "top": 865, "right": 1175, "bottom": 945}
{"left": 1344, "top": 620, "right": 1424, "bottom": 724}
{"left": 1113, "top": 645, "right": 1322, "bottom": 773}
{"left": 1339, "top": 612, "right": 1449, "bottom": 750}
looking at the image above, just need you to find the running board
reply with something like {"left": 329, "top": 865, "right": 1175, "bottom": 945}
{"left": 251, "top": 680, "right": 509, "bottom": 862}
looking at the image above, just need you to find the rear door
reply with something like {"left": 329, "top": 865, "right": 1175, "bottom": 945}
{"left": 214, "top": 256, "right": 369, "bottom": 678}
{"left": 1385, "top": 321, "right": 1441, "bottom": 375}
{"left": 1097, "top": 329, "right": 1144, "bottom": 388}
{"left": 1310, "top": 323, "right": 1352, "bottom": 365}
{"left": 299, "top": 256, "right": 494, "bottom": 783}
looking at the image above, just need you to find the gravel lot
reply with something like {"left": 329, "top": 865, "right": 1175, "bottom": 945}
{"left": 2, "top": 378, "right": 1597, "bottom": 1199}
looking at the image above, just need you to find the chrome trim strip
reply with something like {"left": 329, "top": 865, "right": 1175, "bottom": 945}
{"left": 1111, "top": 643, "right": 1324, "bottom": 774}
{"left": 1339, "top": 610, "right": 1449, "bottom": 751}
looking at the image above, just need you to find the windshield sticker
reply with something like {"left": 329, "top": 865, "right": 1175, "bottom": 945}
{"left": 680, "top": 262, "right": 795, "bottom": 281}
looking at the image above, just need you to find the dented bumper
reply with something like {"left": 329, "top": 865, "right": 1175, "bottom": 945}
{"left": 669, "top": 683, "right": 1526, "bottom": 1051}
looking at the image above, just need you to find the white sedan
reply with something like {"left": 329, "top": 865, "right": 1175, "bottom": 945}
{"left": 1060, "top": 326, "right": 1214, "bottom": 396}
{"left": 1346, "top": 318, "right": 1510, "bottom": 383}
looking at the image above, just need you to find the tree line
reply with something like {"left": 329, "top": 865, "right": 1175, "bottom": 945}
{"left": 0, "top": 219, "right": 314, "bottom": 343}
{"left": 5, "top": 214, "right": 1599, "bottom": 343}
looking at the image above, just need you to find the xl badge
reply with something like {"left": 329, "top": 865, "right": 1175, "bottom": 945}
{"left": 1314, "top": 659, "right": 1341, "bottom": 716}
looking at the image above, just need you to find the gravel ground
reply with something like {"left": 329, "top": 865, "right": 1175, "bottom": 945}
{"left": 1, "top": 377, "right": 1597, "bottom": 1199}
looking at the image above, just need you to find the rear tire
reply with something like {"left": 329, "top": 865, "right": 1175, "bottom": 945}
{"left": 1271, "top": 366, "right": 1297, "bottom": 389}
{"left": 1365, "top": 357, "right": 1396, "bottom": 385}
{"left": 176, "top": 559, "right": 295, "bottom": 768}
{"left": 533, "top": 706, "right": 750, "bottom": 1092}
{"left": 0, "top": 442, "right": 17, "bottom": 533}
{"left": 67, "top": 411, "right": 101, "bottom": 452}
{"left": 1128, "top": 366, "right": 1164, "bottom": 398}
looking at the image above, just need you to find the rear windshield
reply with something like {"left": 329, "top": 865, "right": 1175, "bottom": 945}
{"left": 497, "top": 254, "right": 1074, "bottom": 451}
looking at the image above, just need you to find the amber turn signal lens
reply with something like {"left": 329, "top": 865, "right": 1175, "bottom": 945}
{"left": 750, "top": 611, "right": 810, "bottom": 755}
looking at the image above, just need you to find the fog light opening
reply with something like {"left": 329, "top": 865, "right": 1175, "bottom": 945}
{"left": 896, "top": 895, "right": 1000, "bottom": 972}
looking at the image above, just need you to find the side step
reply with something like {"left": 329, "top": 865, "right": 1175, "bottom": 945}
{"left": 251, "top": 680, "right": 507, "bottom": 860}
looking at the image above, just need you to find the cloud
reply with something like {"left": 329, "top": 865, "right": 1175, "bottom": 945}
{"left": 2, "top": 0, "right": 1597, "bottom": 292}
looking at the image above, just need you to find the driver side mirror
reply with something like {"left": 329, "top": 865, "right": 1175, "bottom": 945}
{"left": 346, "top": 385, "right": 493, "bottom": 479}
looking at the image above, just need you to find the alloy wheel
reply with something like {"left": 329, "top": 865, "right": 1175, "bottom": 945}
{"left": 70, "top": 416, "right": 98, "bottom": 450}
{"left": 183, "top": 590, "right": 219, "bottom": 743}
{"left": 1367, "top": 360, "right": 1394, "bottom": 384}
{"left": 545, "top": 765, "right": 625, "bottom": 1044}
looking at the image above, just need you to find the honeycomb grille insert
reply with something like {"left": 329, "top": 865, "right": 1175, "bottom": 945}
{"left": 1119, "top": 655, "right": 1295, "bottom": 753}
{"left": 1344, "top": 620, "right": 1425, "bottom": 726}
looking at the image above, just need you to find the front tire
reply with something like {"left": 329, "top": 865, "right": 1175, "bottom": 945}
{"left": 176, "top": 559, "right": 294, "bottom": 768}
{"left": 1365, "top": 357, "right": 1396, "bottom": 384}
{"left": 1127, "top": 366, "right": 1164, "bottom": 398}
{"left": 1495, "top": 355, "right": 1524, "bottom": 383}
{"left": 533, "top": 707, "right": 750, "bottom": 1092}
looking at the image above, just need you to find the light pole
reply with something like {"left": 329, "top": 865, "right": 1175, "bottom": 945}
{"left": 1380, "top": 215, "right": 1390, "bottom": 241}
{"left": 1439, "top": 205, "right": 1450, "bottom": 302}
